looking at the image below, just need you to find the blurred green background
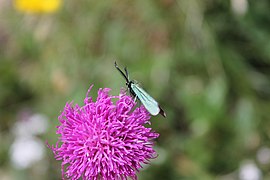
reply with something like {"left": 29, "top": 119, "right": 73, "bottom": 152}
{"left": 1, "top": 0, "right": 270, "bottom": 179}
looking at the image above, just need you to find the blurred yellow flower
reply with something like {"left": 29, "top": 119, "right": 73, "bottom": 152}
{"left": 14, "top": 0, "right": 62, "bottom": 13}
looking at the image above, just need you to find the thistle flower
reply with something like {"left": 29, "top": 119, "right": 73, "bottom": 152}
{"left": 48, "top": 85, "right": 159, "bottom": 180}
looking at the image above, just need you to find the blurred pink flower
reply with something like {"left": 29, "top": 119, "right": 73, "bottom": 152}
{"left": 48, "top": 85, "right": 159, "bottom": 180}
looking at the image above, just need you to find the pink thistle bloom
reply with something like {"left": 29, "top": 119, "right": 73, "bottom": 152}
{"left": 48, "top": 85, "right": 159, "bottom": 180}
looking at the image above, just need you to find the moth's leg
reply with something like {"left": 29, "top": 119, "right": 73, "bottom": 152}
{"left": 134, "top": 95, "right": 137, "bottom": 103}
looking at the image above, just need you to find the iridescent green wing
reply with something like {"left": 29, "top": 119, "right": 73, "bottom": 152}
{"left": 130, "top": 83, "right": 160, "bottom": 116}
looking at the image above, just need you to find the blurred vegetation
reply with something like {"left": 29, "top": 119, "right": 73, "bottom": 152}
{"left": 1, "top": 0, "right": 270, "bottom": 179}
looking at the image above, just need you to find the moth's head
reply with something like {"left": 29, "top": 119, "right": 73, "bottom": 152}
{"left": 127, "top": 80, "right": 135, "bottom": 88}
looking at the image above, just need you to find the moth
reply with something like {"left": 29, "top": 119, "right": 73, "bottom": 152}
{"left": 115, "top": 62, "right": 166, "bottom": 117}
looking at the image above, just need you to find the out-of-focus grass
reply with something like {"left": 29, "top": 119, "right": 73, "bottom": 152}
{"left": 0, "top": 0, "right": 270, "bottom": 179}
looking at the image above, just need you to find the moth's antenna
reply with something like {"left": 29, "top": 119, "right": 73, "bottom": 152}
{"left": 114, "top": 61, "right": 129, "bottom": 83}
{"left": 124, "top": 67, "right": 129, "bottom": 80}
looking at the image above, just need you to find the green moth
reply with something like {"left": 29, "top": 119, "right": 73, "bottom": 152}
{"left": 115, "top": 62, "right": 166, "bottom": 118}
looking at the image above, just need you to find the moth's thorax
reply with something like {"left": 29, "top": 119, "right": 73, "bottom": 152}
{"left": 127, "top": 80, "right": 136, "bottom": 97}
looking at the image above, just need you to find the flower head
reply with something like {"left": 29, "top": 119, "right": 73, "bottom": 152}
{"left": 14, "top": 0, "right": 61, "bottom": 13}
{"left": 49, "top": 85, "right": 159, "bottom": 180}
